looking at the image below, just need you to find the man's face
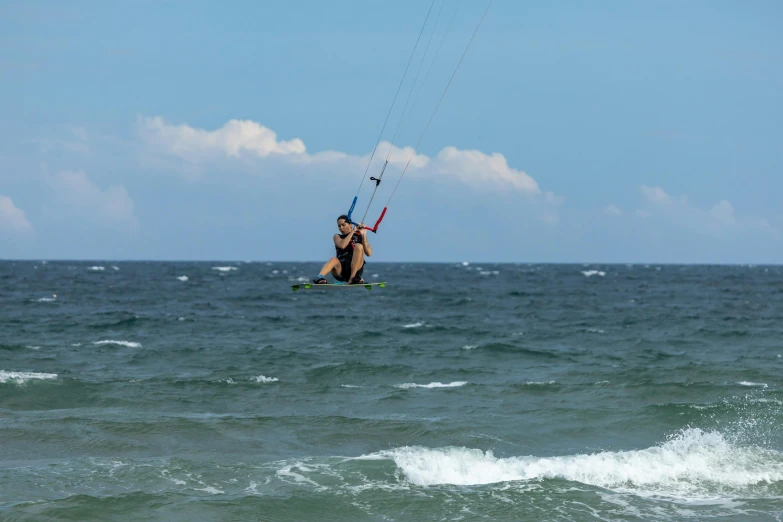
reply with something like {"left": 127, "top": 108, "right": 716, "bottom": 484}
{"left": 337, "top": 219, "right": 352, "bottom": 234}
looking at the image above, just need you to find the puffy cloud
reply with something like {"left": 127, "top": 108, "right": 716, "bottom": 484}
{"left": 640, "top": 185, "right": 674, "bottom": 205}
{"left": 427, "top": 147, "right": 541, "bottom": 195}
{"left": 0, "top": 195, "right": 34, "bottom": 235}
{"left": 708, "top": 200, "right": 736, "bottom": 225}
{"left": 138, "top": 116, "right": 548, "bottom": 198}
{"left": 49, "top": 170, "right": 137, "bottom": 226}
{"left": 139, "top": 116, "right": 306, "bottom": 161}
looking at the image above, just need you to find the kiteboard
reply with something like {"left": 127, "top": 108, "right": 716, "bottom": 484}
{"left": 291, "top": 282, "right": 386, "bottom": 291}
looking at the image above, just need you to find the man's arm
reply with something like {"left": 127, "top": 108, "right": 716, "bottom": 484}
{"left": 361, "top": 227, "right": 372, "bottom": 257}
{"left": 334, "top": 228, "right": 355, "bottom": 249}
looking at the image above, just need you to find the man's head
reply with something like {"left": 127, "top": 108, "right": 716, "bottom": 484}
{"left": 337, "top": 215, "right": 352, "bottom": 234}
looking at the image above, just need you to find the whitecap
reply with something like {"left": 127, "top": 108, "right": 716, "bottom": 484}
{"left": 402, "top": 322, "right": 424, "bottom": 329}
{"left": 0, "top": 370, "right": 58, "bottom": 384}
{"left": 212, "top": 266, "right": 237, "bottom": 272}
{"left": 582, "top": 270, "right": 606, "bottom": 277}
{"left": 462, "top": 345, "right": 478, "bottom": 350}
{"left": 737, "top": 381, "right": 768, "bottom": 388}
{"left": 341, "top": 384, "right": 361, "bottom": 388}
{"left": 87, "top": 266, "right": 105, "bottom": 271}
{"left": 93, "top": 340, "right": 142, "bottom": 348}
{"left": 177, "top": 275, "right": 188, "bottom": 282}
{"left": 375, "top": 428, "right": 783, "bottom": 500}
{"left": 194, "top": 486, "right": 224, "bottom": 494}
{"left": 251, "top": 375, "right": 279, "bottom": 383}
{"left": 394, "top": 381, "right": 467, "bottom": 389}
{"left": 35, "top": 295, "right": 57, "bottom": 302}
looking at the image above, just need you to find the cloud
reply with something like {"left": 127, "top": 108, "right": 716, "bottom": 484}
{"left": 138, "top": 116, "right": 549, "bottom": 198}
{"left": 48, "top": 170, "right": 138, "bottom": 227}
{"left": 0, "top": 195, "right": 34, "bottom": 235}
{"left": 640, "top": 185, "right": 675, "bottom": 205}
{"left": 604, "top": 204, "right": 622, "bottom": 216}
{"left": 139, "top": 116, "right": 306, "bottom": 162}
{"left": 636, "top": 185, "right": 777, "bottom": 239}
{"left": 426, "top": 147, "right": 541, "bottom": 195}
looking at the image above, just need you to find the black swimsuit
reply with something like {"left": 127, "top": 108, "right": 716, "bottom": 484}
{"left": 334, "top": 232, "right": 365, "bottom": 282}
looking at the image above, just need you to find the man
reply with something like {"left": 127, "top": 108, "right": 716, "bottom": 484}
{"left": 313, "top": 214, "right": 372, "bottom": 284}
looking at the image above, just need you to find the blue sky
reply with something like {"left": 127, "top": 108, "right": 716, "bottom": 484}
{"left": 1, "top": 0, "right": 781, "bottom": 263}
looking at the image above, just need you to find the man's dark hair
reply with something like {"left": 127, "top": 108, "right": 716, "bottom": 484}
{"left": 337, "top": 214, "right": 350, "bottom": 223}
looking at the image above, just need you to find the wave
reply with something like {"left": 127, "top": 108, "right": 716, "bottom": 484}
{"left": 394, "top": 381, "right": 467, "bottom": 389}
{"left": 93, "top": 340, "right": 142, "bottom": 348}
{"left": 377, "top": 428, "right": 783, "bottom": 499}
{"left": 0, "top": 370, "right": 58, "bottom": 384}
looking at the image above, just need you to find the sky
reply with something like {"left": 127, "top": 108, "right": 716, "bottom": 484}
{"left": 1, "top": 0, "right": 781, "bottom": 263}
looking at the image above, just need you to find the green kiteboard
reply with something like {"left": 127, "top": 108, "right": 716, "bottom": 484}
{"left": 291, "top": 282, "right": 386, "bottom": 291}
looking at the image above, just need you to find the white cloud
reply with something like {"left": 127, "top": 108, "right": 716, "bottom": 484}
{"left": 48, "top": 170, "right": 138, "bottom": 226}
{"left": 708, "top": 200, "right": 736, "bottom": 225}
{"left": 139, "top": 116, "right": 548, "bottom": 197}
{"left": 604, "top": 204, "right": 622, "bottom": 216}
{"left": 640, "top": 185, "right": 673, "bottom": 205}
{"left": 636, "top": 185, "right": 776, "bottom": 238}
{"left": 140, "top": 116, "right": 306, "bottom": 162}
{"left": 427, "top": 147, "right": 541, "bottom": 195}
{"left": 0, "top": 195, "right": 34, "bottom": 235}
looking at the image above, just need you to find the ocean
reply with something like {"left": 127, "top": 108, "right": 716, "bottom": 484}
{"left": 1, "top": 260, "right": 782, "bottom": 521}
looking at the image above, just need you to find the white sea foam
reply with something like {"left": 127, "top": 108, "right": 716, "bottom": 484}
{"left": 112, "top": 265, "right": 119, "bottom": 271}
{"left": 87, "top": 266, "right": 105, "bottom": 271}
{"left": 194, "top": 486, "right": 223, "bottom": 494}
{"left": 582, "top": 270, "right": 606, "bottom": 277}
{"left": 394, "top": 381, "right": 467, "bottom": 389}
{"left": 462, "top": 345, "right": 478, "bottom": 350}
{"left": 251, "top": 375, "right": 279, "bottom": 383}
{"left": 586, "top": 328, "right": 605, "bottom": 334}
{"left": 93, "top": 340, "right": 142, "bottom": 348}
{"left": 402, "top": 322, "right": 424, "bottom": 328}
{"left": 341, "top": 384, "right": 361, "bottom": 388}
{"left": 523, "top": 381, "right": 556, "bottom": 386}
{"left": 177, "top": 275, "right": 188, "bottom": 281}
{"left": 462, "top": 261, "right": 470, "bottom": 266}
{"left": 737, "top": 381, "right": 768, "bottom": 388}
{"left": 212, "top": 266, "right": 237, "bottom": 272}
{"left": 378, "top": 428, "right": 783, "bottom": 500}
{"left": 0, "top": 370, "right": 58, "bottom": 384}
{"left": 35, "top": 295, "right": 57, "bottom": 302}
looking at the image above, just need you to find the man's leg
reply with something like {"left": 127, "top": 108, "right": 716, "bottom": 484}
{"left": 316, "top": 257, "right": 341, "bottom": 281}
{"left": 349, "top": 244, "right": 365, "bottom": 281}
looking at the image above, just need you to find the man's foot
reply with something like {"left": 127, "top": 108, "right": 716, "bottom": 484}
{"left": 312, "top": 277, "right": 328, "bottom": 284}
{"left": 349, "top": 276, "right": 365, "bottom": 285}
